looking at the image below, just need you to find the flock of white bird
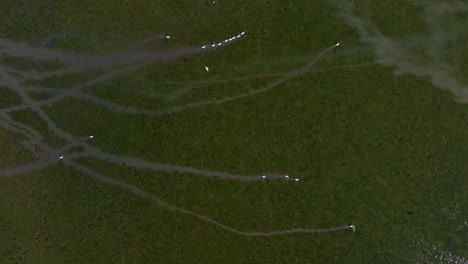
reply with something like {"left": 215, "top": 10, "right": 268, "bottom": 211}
{"left": 201, "top": 31, "right": 245, "bottom": 50}
{"left": 201, "top": 31, "right": 246, "bottom": 71}
{"left": 260, "top": 174, "right": 300, "bottom": 182}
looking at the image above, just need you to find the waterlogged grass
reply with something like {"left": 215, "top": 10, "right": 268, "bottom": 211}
{"left": 0, "top": 86, "right": 22, "bottom": 108}
{"left": 0, "top": 1, "right": 201, "bottom": 54}
{"left": 27, "top": 68, "right": 109, "bottom": 90}
{"left": 44, "top": 62, "right": 468, "bottom": 262}
{"left": 0, "top": 165, "right": 246, "bottom": 263}
{"left": 438, "top": 12, "right": 468, "bottom": 84}
{"left": 1, "top": 0, "right": 467, "bottom": 263}
{"left": 87, "top": 73, "right": 277, "bottom": 110}
{"left": 0, "top": 88, "right": 36, "bottom": 168}
{"left": 10, "top": 109, "right": 67, "bottom": 148}
{"left": 0, "top": 53, "right": 63, "bottom": 72}
{"left": 27, "top": 91, "right": 57, "bottom": 101}
{"left": 46, "top": 65, "right": 466, "bottom": 172}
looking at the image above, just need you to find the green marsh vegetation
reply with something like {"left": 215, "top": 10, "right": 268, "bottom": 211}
{"left": 0, "top": 126, "right": 36, "bottom": 168}
{"left": 1, "top": 0, "right": 467, "bottom": 263}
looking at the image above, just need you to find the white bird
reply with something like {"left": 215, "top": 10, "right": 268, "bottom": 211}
{"left": 217, "top": 42, "right": 222, "bottom": 46}
{"left": 165, "top": 35, "right": 171, "bottom": 39}
{"left": 224, "top": 40, "right": 228, "bottom": 42}
{"left": 211, "top": 44, "right": 216, "bottom": 47}
{"left": 88, "top": 135, "right": 94, "bottom": 139}
{"left": 335, "top": 42, "right": 340, "bottom": 47}
{"left": 261, "top": 175, "right": 266, "bottom": 179}
{"left": 284, "top": 175, "right": 289, "bottom": 179}
{"left": 201, "top": 45, "right": 206, "bottom": 49}
{"left": 294, "top": 178, "right": 299, "bottom": 182}
{"left": 59, "top": 156, "right": 64, "bottom": 159}
{"left": 349, "top": 225, "right": 355, "bottom": 233}
{"left": 241, "top": 31, "right": 245, "bottom": 35}
{"left": 205, "top": 66, "right": 209, "bottom": 72}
